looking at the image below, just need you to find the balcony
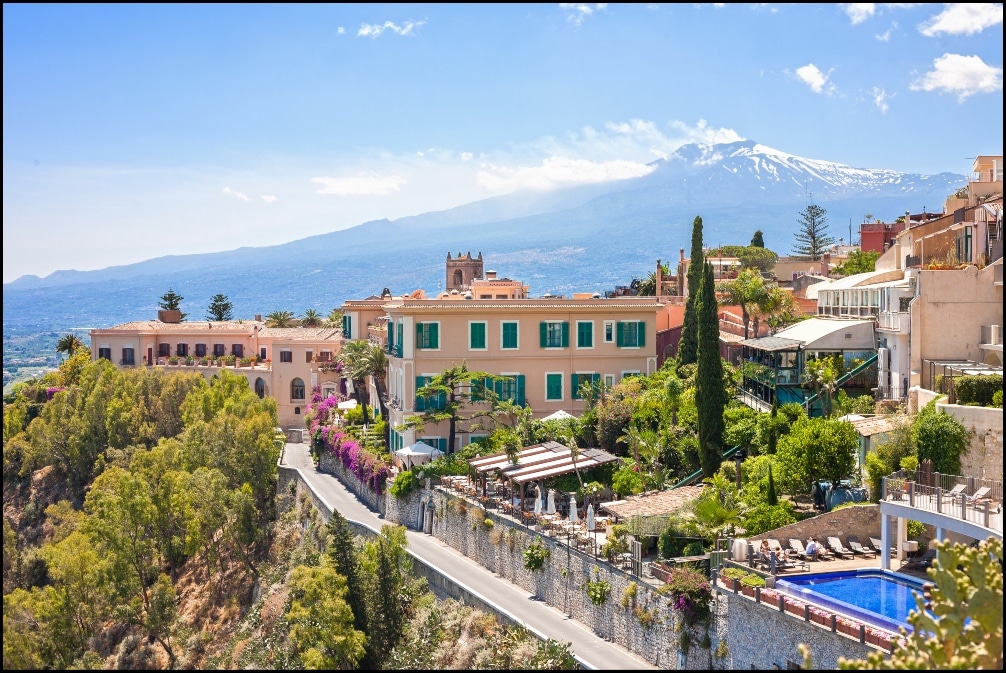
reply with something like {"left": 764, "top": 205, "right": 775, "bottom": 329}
{"left": 876, "top": 312, "right": 908, "bottom": 333}
{"left": 995, "top": 263, "right": 1003, "bottom": 286}
{"left": 981, "top": 324, "right": 1003, "bottom": 346}
{"left": 881, "top": 470, "right": 1002, "bottom": 537}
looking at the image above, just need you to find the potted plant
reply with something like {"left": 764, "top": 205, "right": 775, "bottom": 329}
{"left": 240, "top": 356, "right": 252, "bottom": 367}
{"left": 185, "top": 356, "right": 194, "bottom": 366}
{"left": 168, "top": 355, "right": 179, "bottom": 365}
{"left": 223, "top": 354, "right": 236, "bottom": 366}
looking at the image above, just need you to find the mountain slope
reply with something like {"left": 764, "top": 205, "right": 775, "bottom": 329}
{"left": 3, "top": 141, "right": 964, "bottom": 338}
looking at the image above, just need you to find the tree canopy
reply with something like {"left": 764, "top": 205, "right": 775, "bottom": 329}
{"left": 206, "top": 293, "right": 233, "bottom": 321}
{"left": 158, "top": 288, "right": 187, "bottom": 321}
{"left": 679, "top": 215, "right": 704, "bottom": 364}
{"left": 791, "top": 204, "right": 834, "bottom": 260}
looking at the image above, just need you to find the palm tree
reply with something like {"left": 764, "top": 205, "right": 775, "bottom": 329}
{"left": 301, "top": 309, "right": 323, "bottom": 327}
{"left": 265, "top": 310, "right": 295, "bottom": 328}
{"left": 338, "top": 340, "right": 374, "bottom": 422}
{"left": 716, "top": 268, "right": 767, "bottom": 339}
{"left": 56, "top": 333, "right": 84, "bottom": 360}
{"left": 326, "top": 308, "right": 344, "bottom": 327}
{"left": 363, "top": 342, "right": 390, "bottom": 434}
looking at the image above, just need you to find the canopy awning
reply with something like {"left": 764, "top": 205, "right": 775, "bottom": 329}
{"left": 468, "top": 441, "right": 617, "bottom": 485}
{"left": 542, "top": 409, "right": 575, "bottom": 421}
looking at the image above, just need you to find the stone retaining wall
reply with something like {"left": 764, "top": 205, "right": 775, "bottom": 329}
{"left": 937, "top": 402, "right": 1004, "bottom": 480}
{"left": 743, "top": 503, "right": 881, "bottom": 552}
{"left": 317, "top": 451, "right": 387, "bottom": 517}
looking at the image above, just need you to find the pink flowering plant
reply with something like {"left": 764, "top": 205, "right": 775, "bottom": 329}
{"left": 305, "top": 393, "right": 392, "bottom": 495}
{"left": 660, "top": 565, "right": 713, "bottom": 626}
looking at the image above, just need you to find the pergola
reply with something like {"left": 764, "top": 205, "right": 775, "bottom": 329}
{"left": 467, "top": 441, "right": 618, "bottom": 514}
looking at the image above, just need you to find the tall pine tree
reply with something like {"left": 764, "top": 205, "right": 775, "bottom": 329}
{"left": 678, "top": 215, "right": 704, "bottom": 364}
{"left": 696, "top": 261, "right": 724, "bottom": 477}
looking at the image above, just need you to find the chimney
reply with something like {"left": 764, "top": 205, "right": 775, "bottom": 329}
{"left": 157, "top": 309, "right": 181, "bottom": 323}
{"left": 254, "top": 314, "right": 262, "bottom": 322}
{"left": 486, "top": 270, "right": 498, "bottom": 280}
{"left": 821, "top": 252, "right": 831, "bottom": 276}
{"left": 680, "top": 247, "right": 685, "bottom": 262}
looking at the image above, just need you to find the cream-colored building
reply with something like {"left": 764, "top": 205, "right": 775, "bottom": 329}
{"left": 89, "top": 311, "right": 344, "bottom": 428}
{"left": 378, "top": 293, "right": 660, "bottom": 455}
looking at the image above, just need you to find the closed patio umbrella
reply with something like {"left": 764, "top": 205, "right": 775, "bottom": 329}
{"left": 586, "top": 503, "right": 594, "bottom": 531}
{"left": 534, "top": 491, "right": 542, "bottom": 517}
{"left": 569, "top": 494, "right": 579, "bottom": 523}
{"left": 546, "top": 490, "right": 556, "bottom": 515}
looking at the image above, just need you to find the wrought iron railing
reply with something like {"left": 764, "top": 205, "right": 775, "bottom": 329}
{"left": 882, "top": 469, "right": 1002, "bottom": 533}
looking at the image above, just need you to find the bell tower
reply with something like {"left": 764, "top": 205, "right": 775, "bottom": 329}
{"left": 445, "top": 251, "right": 483, "bottom": 292}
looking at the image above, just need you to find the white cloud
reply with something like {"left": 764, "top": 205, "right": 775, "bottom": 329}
{"left": 312, "top": 173, "right": 408, "bottom": 196}
{"left": 871, "top": 86, "right": 891, "bottom": 113}
{"left": 795, "top": 64, "right": 835, "bottom": 94}
{"left": 667, "top": 119, "right": 744, "bottom": 146}
{"left": 559, "top": 3, "right": 608, "bottom": 26}
{"left": 221, "top": 186, "right": 250, "bottom": 201}
{"left": 843, "top": 3, "right": 876, "bottom": 25}
{"left": 476, "top": 156, "right": 653, "bottom": 192}
{"left": 337, "top": 26, "right": 345, "bottom": 35}
{"left": 875, "top": 21, "right": 896, "bottom": 40}
{"left": 919, "top": 3, "right": 1003, "bottom": 36}
{"left": 910, "top": 53, "right": 1003, "bottom": 102}
{"left": 357, "top": 20, "right": 426, "bottom": 38}
{"left": 459, "top": 152, "right": 473, "bottom": 161}
{"left": 259, "top": 194, "right": 277, "bottom": 203}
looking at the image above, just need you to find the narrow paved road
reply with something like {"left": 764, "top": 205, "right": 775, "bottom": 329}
{"left": 282, "top": 443, "right": 654, "bottom": 670}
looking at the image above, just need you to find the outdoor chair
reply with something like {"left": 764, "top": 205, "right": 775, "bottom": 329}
{"left": 846, "top": 536, "right": 877, "bottom": 559}
{"left": 966, "top": 486, "right": 993, "bottom": 509}
{"left": 945, "top": 483, "right": 966, "bottom": 497}
{"left": 902, "top": 548, "right": 937, "bottom": 571}
{"left": 826, "top": 536, "right": 855, "bottom": 559}
{"left": 790, "top": 538, "right": 832, "bottom": 561}
{"left": 869, "top": 537, "right": 896, "bottom": 558}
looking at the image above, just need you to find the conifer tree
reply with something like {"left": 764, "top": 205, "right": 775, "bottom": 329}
{"left": 205, "top": 293, "right": 233, "bottom": 321}
{"left": 750, "top": 230, "right": 765, "bottom": 248}
{"left": 678, "top": 215, "right": 704, "bottom": 365}
{"left": 766, "top": 464, "right": 778, "bottom": 505}
{"left": 158, "top": 288, "right": 187, "bottom": 321}
{"left": 791, "top": 204, "right": 834, "bottom": 260}
{"left": 696, "top": 261, "right": 724, "bottom": 477}
{"left": 326, "top": 510, "right": 368, "bottom": 639}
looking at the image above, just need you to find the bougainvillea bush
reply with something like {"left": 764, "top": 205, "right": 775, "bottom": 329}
{"left": 306, "top": 392, "right": 392, "bottom": 495}
{"left": 661, "top": 565, "right": 712, "bottom": 626}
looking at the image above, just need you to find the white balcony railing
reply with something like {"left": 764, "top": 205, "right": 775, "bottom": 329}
{"left": 877, "top": 312, "right": 906, "bottom": 332}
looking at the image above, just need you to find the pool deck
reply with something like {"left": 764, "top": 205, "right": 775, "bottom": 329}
{"left": 738, "top": 551, "right": 931, "bottom": 581}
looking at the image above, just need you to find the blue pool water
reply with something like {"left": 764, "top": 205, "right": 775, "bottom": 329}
{"left": 776, "top": 570, "right": 927, "bottom": 632}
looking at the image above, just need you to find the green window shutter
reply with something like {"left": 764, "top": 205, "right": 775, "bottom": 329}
{"left": 416, "top": 323, "right": 425, "bottom": 348}
{"left": 616, "top": 322, "right": 625, "bottom": 347}
{"left": 592, "top": 373, "right": 601, "bottom": 385}
{"left": 387, "top": 321, "right": 394, "bottom": 348}
{"left": 516, "top": 375, "right": 525, "bottom": 406}
{"left": 546, "top": 373, "right": 562, "bottom": 400}
{"left": 415, "top": 376, "right": 426, "bottom": 412}
{"left": 396, "top": 323, "right": 403, "bottom": 351}
{"left": 637, "top": 321, "right": 646, "bottom": 347}
{"left": 571, "top": 373, "right": 580, "bottom": 400}
{"left": 343, "top": 315, "right": 352, "bottom": 338}
{"left": 577, "top": 322, "right": 592, "bottom": 348}
{"left": 561, "top": 321, "right": 569, "bottom": 348}
{"left": 502, "top": 322, "right": 517, "bottom": 349}
{"left": 540, "top": 322, "right": 548, "bottom": 348}
{"left": 430, "top": 323, "right": 439, "bottom": 349}
{"left": 471, "top": 322, "right": 485, "bottom": 349}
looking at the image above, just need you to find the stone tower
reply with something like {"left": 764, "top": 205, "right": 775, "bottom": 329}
{"left": 445, "top": 251, "right": 483, "bottom": 292}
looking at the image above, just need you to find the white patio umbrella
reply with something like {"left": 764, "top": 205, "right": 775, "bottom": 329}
{"left": 586, "top": 503, "right": 595, "bottom": 531}
{"left": 337, "top": 399, "right": 358, "bottom": 410}
{"left": 394, "top": 441, "right": 443, "bottom": 470}
{"left": 542, "top": 409, "right": 574, "bottom": 421}
{"left": 534, "top": 490, "right": 542, "bottom": 517}
{"left": 546, "top": 490, "right": 556, "bottom": 515}
{"left": 569, "top": 494, "right": 579, "bottom": 523}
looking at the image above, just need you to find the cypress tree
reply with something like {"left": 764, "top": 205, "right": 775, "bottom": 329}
{"left": 696, "top": 261, "right": 724, "bottom": 477}
{"left": 767, "top": 464, "right": 778, "bottom": 505}
{"left": 678, "top": 215, "right": 704, "bottom": 365}
{"left": 326, "top": 511, "right": 369, "bottom": 640}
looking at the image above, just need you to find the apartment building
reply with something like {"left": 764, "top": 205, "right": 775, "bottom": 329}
{"left": 89, "top": 310, "right": 344, "bottom": 428}
{"left": 374, "top": 284, "right": 659, "bottom": 454}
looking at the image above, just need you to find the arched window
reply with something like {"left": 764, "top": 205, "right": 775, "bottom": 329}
{"left": 291, "top": 377, "right": 305, "bottom": 400}
{"left": 254, "top": 377, "right": 266, "bottom": 398}
{"left": 453, "top": 269, "right": 463, "bottom": 287}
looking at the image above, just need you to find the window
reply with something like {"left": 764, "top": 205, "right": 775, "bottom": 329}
{"left": 305, "top": 350, "right": 313, "bottom": 363}
{"left": 121, "top": 347, "right": 135, "bottom": 365}
{"left": 571, "top": 373, "right": 600, "bottom": 400}
{"left": 494, "top": 374, "right": 526, "bottom": 406}
{"left": 415, "top": 322, "right": 439, "bottom": 349}
{"left": 545, "top": 373, "right": 563, "bottom": 401}
{"left": 420, "top": 437, "right": 448, "bottom": 455}
{"left": 98, "top": 347, "right": 112, "bottom": 360}
{"left": 501, "top": 321, "right": 518, "bottom": 349}
{"left": 158, "top": 343, "right": 170, "bottom": 357}
{"left": 469, "top": 321, "right": 487, "bottom": 350}
{"left": 260, "top": 347, "right": 267, "bottom": 360}
{"left": 280, "top": 349, "right": 293, "bottom": 363}
{"left": 213, "top": 343, "right": 226, "bottom": 357}
{"left": 231, "top": 344, "right": 244, "bottom": 357}
{"left": 415, "top": 376, "right": 445, "bottom": 412}
{"left": 396, "top": 322, "right": 403, "bottom": 353}
{"left": 604, "top": 374, "right": 615, "bottom": 388}
{"left": 291, "top": 377, "right": 306, "bottom": 400}
{"left": 539, "top": 321, "right": 569, "bottom": 348}
{"left": 318, "top": 350, "right": 332, "bottom": 362}
{"left": 576, "top": 321, "right": 594, "bottom": 349}
{"left": 176, "top": 343, "right": 188, "bottom": 357}
{"left": 254, "top": 378, "right": 265, "bottom": 398}
{"left": 621, "top": 371, "right": 640, "bottom": 382}
{"left": 604, "top": 321, "right": 614, "bottom": 343}
{"left": 195, "top": 343, "right": 207, "bottom": 357}
{"left": 342, "top": 314, "right": 352, "bottom": 339}
{"left": 616, "top": 321, "right": 646, "bottom": 348}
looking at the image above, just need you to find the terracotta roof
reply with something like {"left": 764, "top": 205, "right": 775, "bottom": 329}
{"left": 258, "top": 327, "right": 341, "bottom": 340}
{"left": 385, "top": 299, "right": 661, "bottom": 311}
{"left": 96, "top": 320, "right": 264, "bottom": 332}
{"left": 599, "top": 486, "right": 706, "bottom": 519}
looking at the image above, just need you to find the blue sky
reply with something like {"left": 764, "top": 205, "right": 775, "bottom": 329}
{"left": 3, "top": 3, "right": 1003, "bottom": 283}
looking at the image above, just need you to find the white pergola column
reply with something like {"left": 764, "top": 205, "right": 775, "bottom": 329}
{"left": 880, "top": 514, "right": 891, "bottom": 571}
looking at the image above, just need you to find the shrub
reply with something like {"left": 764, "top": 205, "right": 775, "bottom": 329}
{"left": 742, "top": 501, "right": 798, "bottom": 536}
{"left": 621, "top": 582, "right": 638, "bottom": 608}
{"left": 952, "top": 374, "right": 1002, "bottom": 407}
{"left": 913, "top": 402, "right": 968, "bottom": 475}
{"left": 740, "top": 573, "right": 766, "bottom": 588}
{"left": 662, "top": 565, "right": 712, "bottom": 626}
{"left": 389, "top": 470, "right": 417, "bottom": 498}
{"left": 720, "top": 567, "right": 749, "bottom": 581}
{"left": 993, "top": 389, "right": 1003, "bottom": 408}
{"left": 523, "top": 538, "right": 550, "bottom": 571}
{"left": 584, "top": 576, "right": 611, "bottom": 605}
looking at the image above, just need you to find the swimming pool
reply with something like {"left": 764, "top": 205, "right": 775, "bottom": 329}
{"left": 775, "top": 570, "right": 927, "bottom": 633}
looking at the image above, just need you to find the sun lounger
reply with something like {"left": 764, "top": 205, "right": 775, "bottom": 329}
{"left": 846, "top": 535, "right": 877, "bottom": 559}
{"left": 790, "top": 538, "right": 832, "bottom": 561}
{"left": 902, "top": 548, "right": 937, "bottom": 570}
{"left": 869, "top": 536, "right": 895, "bottom": 558}
{"left": 966, "top": 486, "right": 993, "bottom": 509}
{"left": 827, "top": 536, "right": 855, "bottom": 559}
{"left": 945, "top": 483, "right": 966, "bottom": 497}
